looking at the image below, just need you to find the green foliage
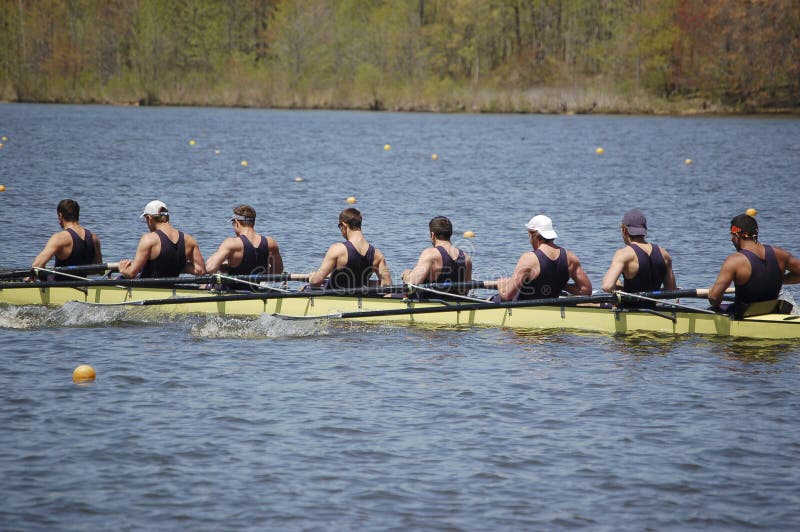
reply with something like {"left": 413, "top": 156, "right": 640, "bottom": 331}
{"left": 0, "top": 0, "right": 796, "bottom": 110}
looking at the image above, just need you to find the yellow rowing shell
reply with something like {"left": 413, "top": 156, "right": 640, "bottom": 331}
{"left": 1, "top": 285, "right": 799, "bottom": 339}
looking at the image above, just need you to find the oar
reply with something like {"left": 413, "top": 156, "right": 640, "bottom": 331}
{"left": 274, "top": 293, "right": 615, "bottom": 321}
{"left": 0, "top": 262, "right": 120, "bottom": 280}
{"left": 79, "top": 281, "right": 507, "bottom": 308}
{"left": 632, "top": 287, "right": 734, "bottom": 300}
{"left": 0, "top": 272, "right": 311, "bottom": 289}
{"left": 614, "top": 291, "right": 721, "bottom": 315}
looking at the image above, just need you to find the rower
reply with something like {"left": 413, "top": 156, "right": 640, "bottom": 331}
{"left": 495, "top": 214, "right": 591, "bottom": 301}
{"left": 401, "top": 216, "right": 472, "bottom": 298}
{"left": 708, "top": 213, "right": 800, "bottom": 316}
{"left": 601, "top": 209, "right": 677, "bottom": 306}
{"left": 118, "top": 200, "right": 205, "bottom": 278}
{"left": 205, "top": 205, "right": 284, "bottom": 276}
{"left": 308, "top": 207, "right": 391, "bottom": 288}
{"left": 32, "top": 199, "right": 103, "bottom": 269}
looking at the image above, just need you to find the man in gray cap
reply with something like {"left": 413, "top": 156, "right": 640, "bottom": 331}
{"left": 601, "top": 209, "right": 676, "bottom": 294}
{"left": 496, "top": 214, "right": 592, "bottom": 301}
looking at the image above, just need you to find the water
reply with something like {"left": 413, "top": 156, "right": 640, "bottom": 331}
{"left": 1, "top": 104, "right": 800, "bottom": 530}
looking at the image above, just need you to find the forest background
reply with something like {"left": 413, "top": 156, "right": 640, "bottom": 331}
{"left": 1, "top": 0, "right": 798, "bottom": 114}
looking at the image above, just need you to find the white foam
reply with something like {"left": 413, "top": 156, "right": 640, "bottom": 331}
{"left": 188, "top": 313, "right": 329, "bottom": 339}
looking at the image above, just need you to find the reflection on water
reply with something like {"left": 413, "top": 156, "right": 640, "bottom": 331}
{"left": 708, "top": 336, "right": 799, "bottom": 364}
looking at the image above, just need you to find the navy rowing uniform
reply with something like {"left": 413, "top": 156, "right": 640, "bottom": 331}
{"left": 623, "top": 243, "right": 667, "bottom": 292}
{"left": 141, "top": 230, "right": 186, "bottom": 278}
{"left": 55, "top": 228, "right": 96, "bottom": 267}
{"left": 517, "top": 248, "right": 569, "bottom": 300}
{"left": 327, "top": 241, "right": 375, "bottom": 289}
{"left": 734, "top": 245, "right": 782, "bottom": 311}
{"left": 228, "top": 235, "right": 270, "bottom": 275}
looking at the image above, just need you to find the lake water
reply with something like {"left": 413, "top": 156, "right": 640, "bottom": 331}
{"left": 1, "top": 103, "right": 799, "bottom": 530}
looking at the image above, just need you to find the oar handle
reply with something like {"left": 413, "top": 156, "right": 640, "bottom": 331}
{"left": 0, "top": 262, "right": 120, "bottom": 279}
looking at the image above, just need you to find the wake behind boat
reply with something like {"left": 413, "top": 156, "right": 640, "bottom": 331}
{"left": 1, "top": 274, "right": 798, "bottom": 339}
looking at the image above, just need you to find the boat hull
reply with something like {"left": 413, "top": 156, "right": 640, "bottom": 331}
{"left": 1, "top": 285, "right": 799, "bottom": 339}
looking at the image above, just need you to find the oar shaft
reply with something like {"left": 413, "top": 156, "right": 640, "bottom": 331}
{"left": 0, "top": 262, "right": 120, "bottom": 279}
{"left": 636, "top": 287, "right": 735, "bottom": 299}
{"left": 0, "top": 272, "right": 310, "bottom": 289}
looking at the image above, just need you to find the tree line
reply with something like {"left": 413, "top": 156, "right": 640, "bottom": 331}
{"left": 0, "top": 0, "right": 797, "bottom": 113}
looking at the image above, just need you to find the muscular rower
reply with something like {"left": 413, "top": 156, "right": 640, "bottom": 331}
{"left": 205, "top": 205, "right": 283, "bottom": 275}
{"left": 601, "top": 209, "right": 676, "bottom": 296}
{"left": 32, "top": 199, "right": 102, "bottom": 268}
{"left": 496, "top": 214, "right": 591, "bottom": 301}
{"left": 118, "top": 200, "right": 205, "bottom": 278}
{"left": 401, "top": 216, "right": 472, "bottom": 295}
{"left": 309, "top": 208, "right": 391, "bottom": 288}
{"left": 708, "top": 213, "right": 800, "bottom": 314}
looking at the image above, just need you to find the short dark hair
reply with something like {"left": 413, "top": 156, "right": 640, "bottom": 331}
{"left": 233, "top": 204, "right": 256, "bottom": 227}
{"left": 339, "top": 208, "right": 362, "bottom": 229}
{"left": 731, "top": 214, "right": 758, "bottom": 239}
{"left": 429, "top": 216, "right": 453, "bottom": 240}
{"left": 57, "top": 199, "right": 80, "bottom": 222}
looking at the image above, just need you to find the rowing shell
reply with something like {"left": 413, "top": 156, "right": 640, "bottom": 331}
{"left": 1, "top": 284, "right": 798, "bottom": 339}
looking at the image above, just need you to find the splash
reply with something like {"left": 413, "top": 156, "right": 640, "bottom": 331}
{"left": 0, "top": 301, "right": 149, "bottom": 329}
{"left": 188, "top": 313, "right": 329, "bottom": 339}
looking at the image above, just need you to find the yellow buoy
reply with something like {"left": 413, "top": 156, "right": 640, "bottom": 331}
{"left": 346, "top": 196, "right": 357, "bottom": 204}
{"left": 0, "top": 143, "right": 4, "bottom": 149}
{"left": 1, "top": 136, "right": 7, "bottom": 141}
{"left": 595, "top": 147, "right": 604, "bottom": 155}
{"left": 240, "top": 160, "right": 248, "bottom": 167}
{"left": 0, "top": 184, "right": 6, "bottom": 192}
{"left": 431, "top": 154, "right": 438, "bottom": 160}
{"left": 384, "top": 144, "right": 391, "bottom": 151}
{"left": 685, "top": 158, "right": 693, "bottom": 165}
{"left": 189, "top": 139, "right": 196, "bottom": 146}
{"left": 73, "top": 364, "right": 96, "bottom": 383}
{"left": 214, "top": 149, "right": 221, "bottom": 154}
{"left": 745, "top": 208, "right": 758, "bottom": 217}
{"left": 294, "top": 176, "right": 304, "bottom": 182}
{"left": 463, "top": 230, "right": 475, "bottom": 238}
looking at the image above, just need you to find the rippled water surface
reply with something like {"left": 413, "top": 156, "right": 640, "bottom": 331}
{"left": 1, "top": 104, "right": 799, "bottom": 530}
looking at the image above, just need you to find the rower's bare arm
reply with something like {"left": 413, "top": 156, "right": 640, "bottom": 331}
{"left": 464, "top": 254, "right": 473, "bottom": 282}
{"left": 32, "top": 233, "right": 64, "bottom": 268}
{"left": 375, "top": 250, "right": 392, "bottom": 286}
{"left": 662, "top": 250, "right": 677, "bottom": 290}
{"left": 499, "top": 255, "right": 534, "bottom": 301}
{"left": 402, "top": 249, "right": 436, "bottom": 284}
{"left": 708, "top": 256, "right": 737, "bottom": 307}
{"left": 269, "top": 238, "right": 284, "bottom": 274}
{"left": 566, "top": 253, "right": 592, "bottom": 295}
{"left": 205, "top": 238, "right": 237, "bottom": 273}
{"left": 119, "top": 234, "right": 153, "bottom": 278}
{"left": 601, "top": 248, "right": 627, "bottom": 292}
{"left": 92, "top": 234, "right": 103, "bottom": 264}
{"left": 309, "top": 245, "right": 340, "bottom": 286}
{"left": 186, "top": 237, "right": 206, "bottom": 275}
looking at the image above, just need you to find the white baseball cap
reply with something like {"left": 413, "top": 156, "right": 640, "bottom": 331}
{"left": 525, "top": 214, "right": 558, "bottom": 239}
{"left": 140, "top": 200, "right": 168, "bottom": 218}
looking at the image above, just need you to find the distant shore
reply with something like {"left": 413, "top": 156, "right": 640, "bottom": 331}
{"left": 4, "top": 84, "right": 799, "bottom": 116}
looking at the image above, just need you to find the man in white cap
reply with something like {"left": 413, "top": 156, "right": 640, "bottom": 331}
{"left": 205, "top": 204, "right": 284, "bottom": 275}
{"left": 601, "top": 208, "right": 676, "bottom": 295}
{"left": 496, "top": 214, "right": 592, "bottom": 301}
{"left": 118, "top": 200, "right": 205, "bottom": 278}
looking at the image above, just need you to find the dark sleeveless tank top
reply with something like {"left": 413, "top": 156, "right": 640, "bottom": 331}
{"left": 518, "top": 248, "right": 569, "bottom": 300}
{"left": 623, "top": 243, "right": 667, "bottom": 292}
{"left": 327, "top": 241, "right": 375, "bottom": 289}
{"left": 141, "top": 230, "right": 186, "bottom": 278}
{"left": 228, "top": 235, "right": 270, "bottom": 275}
{"left": 435, "top": 246, "right": 467, "bottom": 288}
{"left": 55, "top": 228, "right": 96, "bottom": 267}
{"left": 735, "top": 245, "right": 782, "bottom": 308}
